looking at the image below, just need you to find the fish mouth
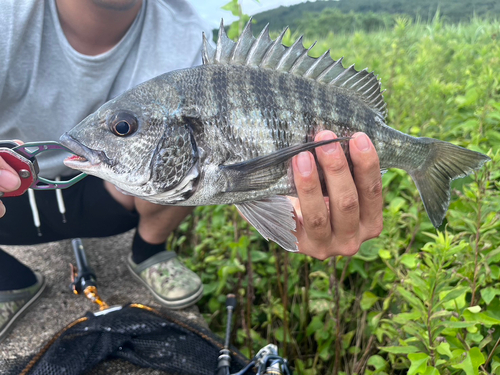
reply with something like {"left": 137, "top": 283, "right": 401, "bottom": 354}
{"left": 60, "top": 133, "right": 112, "bottom": 170}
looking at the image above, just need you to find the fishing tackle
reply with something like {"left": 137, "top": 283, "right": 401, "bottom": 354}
{"left": 0, "top": 140, "right": 86, "bottom": 197}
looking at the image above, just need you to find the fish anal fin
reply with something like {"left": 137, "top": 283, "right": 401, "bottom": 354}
{"left": 235, "top": 196, "right": 298, "bottom": 252}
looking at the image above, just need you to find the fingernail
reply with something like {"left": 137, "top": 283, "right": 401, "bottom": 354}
{"left": 354, "top": 133, "right": 371, "bottom": 152}
{"left": 0, "top": 170, "right": 21, "bottom": 191}
{"left": 296, "top": 152, "right": 312, "bottom": 176}
{"left": 320, "top": 133, "right": 338, "bottom": 154}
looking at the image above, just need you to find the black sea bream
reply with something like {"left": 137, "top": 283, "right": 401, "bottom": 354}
{"left": 60, "top": 20, "right": 491, "bottom": 251}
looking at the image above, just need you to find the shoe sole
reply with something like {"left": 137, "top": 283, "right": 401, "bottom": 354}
{"left": 0, "top": 275, "right": 47, "bottom": 344}
{"left": 126, "top": 262, "right": 203, "bottom": 310}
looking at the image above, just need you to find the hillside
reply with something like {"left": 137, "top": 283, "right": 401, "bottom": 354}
{"left": 249, "top": 0, "right": 500, "bottom": 35}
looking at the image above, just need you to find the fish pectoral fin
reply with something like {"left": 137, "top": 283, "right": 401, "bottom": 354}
{"left": 235, "top": 196, "right": 299, "bottom": 252}
{"left": 221, "top": 137, "right": 350, "bottom": 192}
{"left": 223, "top": 137, "right": 350, "bottom": 174}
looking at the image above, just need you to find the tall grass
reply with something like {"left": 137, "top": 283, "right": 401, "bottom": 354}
{"left": 172, "top": 18, "right": 500, "bottom": 375}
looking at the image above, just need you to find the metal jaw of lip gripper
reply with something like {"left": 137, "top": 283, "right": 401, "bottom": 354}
{"left": 10, "top": 141, "right": 87, "bottom": 191}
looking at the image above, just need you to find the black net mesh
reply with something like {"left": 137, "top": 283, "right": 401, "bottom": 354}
{"left": 6, "top": 304, "right": 248, "bottom": 375}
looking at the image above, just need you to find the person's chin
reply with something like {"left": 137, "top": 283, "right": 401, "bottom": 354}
{"left": 91, "top": 0, "right": 141, "bottom": 11}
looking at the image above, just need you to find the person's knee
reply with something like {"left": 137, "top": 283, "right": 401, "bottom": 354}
{"left": 104, "top": 181, "right": 135, "bottom": 211}
{"left": 133, "top": 197, "right": 167, "bottom": 217}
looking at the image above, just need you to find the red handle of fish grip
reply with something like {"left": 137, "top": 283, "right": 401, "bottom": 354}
{"left": 0, "top": 147, "right": 36, "bottom": 197}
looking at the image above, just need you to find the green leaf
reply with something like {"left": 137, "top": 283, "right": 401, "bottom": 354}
{"left": 378, "top": 249, "right": 392, "bottom": 260}
{"left": 441, "top": 288, "right": 467, "bottom": 310}
{"left": 490, "top": 265, "right": 500, "bottom": 280}
{"left": 382, "top": 295, "right": 392, "bottom": 311}
{"left": 408, "top": 273, "right": 429, "bottom": 295}
{"left": 440, "top": 320, "right": 478, "bottom": 329}
{"left": 481, "top": 286, "right": 500, "bottom": 305}
{"left": 318, "top": 337, "right": 334, "bottom": 361}
{"left": 486, "top": 248, "right": 500, "bottom": 264}
{"left": 451, "top": 347, "right": 485, "bottom": 375}
{"left": 250, "top": 250, "right": 268, "bottom": 263}
{"left": 492, "top": 356, "right": 500, "bottom": 374}
{"left": 361, "top": 291, "right": 379, "bottom": 310}
{"left": 307, "top": 316, "right": 325, "bottom": 337}
{"left": 436, "top": 342, "right": 453, "bottom": 358}
{"left": 366, "top": 355, "right": 387, "bottom": 371}
{"left": 439, "top": 287, "right": 469, "bottom": 305}
{"left": 309, "top": 299, "right": 332, "bottom": 314}
{"left": 455, "top": 88, "right": 478, "bottom": 108}
{"left": 463, "top": 310, "right": 500, "bottom": 326}
{"left": 389, "top": 197, "right": 406, "bottom": 213}
{"left": 424, "top": 367, "right": 440, "bottom": 375}
{"left": 479, "top": 334, "right": 493, "bottom": 350}
{"left": 221, "top": 0, "right": 240, "bottom": 16}
{"left": 208, "top": 297, "right": 220, "bottom": 313}
{"left": 401, "top": 253, "right": 418, "bottom": 268}
{"left": 392, "top": 310, "right": 422, "bottom": 324}
{"left": 467, "top": 306, "right": 481, "bottom": 313}
{"left": 408, "top": 353, "right": 429, "bottom": 375}
{"left": 379, "top": 346, "right": 420, "bottom": 354}
{"left": 343, "top": 330, "right": 356, "bottom": 350}
{"left": 397, "top": 286, "right": 426, "bottom": 312}
{"left": 401, "top": 321, "right": 427, "bottom": 340}
{"left": 274, "top": 326, "right": 284, "bottom": 342}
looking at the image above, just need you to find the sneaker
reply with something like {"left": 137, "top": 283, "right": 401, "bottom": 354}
{"left": 0, "top": 273, "right": 46, "bottom": 343}
{"left": 127, "top": 251, "right": 203, "bottom": 309}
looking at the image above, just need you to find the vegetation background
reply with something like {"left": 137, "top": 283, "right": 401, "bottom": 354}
{"left": 177, "top": 1, "right": 500, "bottom": 374}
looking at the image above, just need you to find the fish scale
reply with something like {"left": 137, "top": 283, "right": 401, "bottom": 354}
{"left": 203, "top": 64, "right": 359, "bottom": 168}
{"left": 61, "top": 19, "right": 491, "bottom": 252}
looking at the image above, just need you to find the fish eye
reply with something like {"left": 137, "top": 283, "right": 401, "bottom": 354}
{"left": 115, "top": 121, "right": 130, "bottom": 135}
{"left": 109, "top": 111, "right": 138, "bottom": 137}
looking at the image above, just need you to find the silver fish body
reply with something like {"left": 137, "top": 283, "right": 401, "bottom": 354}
{"left": 61, "top": 20, "right": 490, "bottom": 251}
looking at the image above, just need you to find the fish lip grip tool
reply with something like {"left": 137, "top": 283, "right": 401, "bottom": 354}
{"left": 0, "top": 141, "right": 87, "bottom": 197}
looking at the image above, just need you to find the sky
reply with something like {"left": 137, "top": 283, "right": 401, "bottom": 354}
{"left": 189, "top": 0, "right": 314, "bottom": 28}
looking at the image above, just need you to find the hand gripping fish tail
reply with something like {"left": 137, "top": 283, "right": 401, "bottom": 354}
{"left": 59, "top": 19, "right": 491, "bottom": 251}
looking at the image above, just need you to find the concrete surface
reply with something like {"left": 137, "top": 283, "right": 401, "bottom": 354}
{"left": 0, "top": 230, "right": 208, "bottom": 374}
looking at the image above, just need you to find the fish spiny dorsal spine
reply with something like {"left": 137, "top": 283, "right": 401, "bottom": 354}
{"left": 246, "top": 23, "right": 272, "bottom": 66}
{"left": 201, "top": 19, "right": 388, "bottom": 119}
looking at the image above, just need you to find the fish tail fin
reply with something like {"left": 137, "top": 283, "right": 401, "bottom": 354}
{"left": 408, "top": 138, "right": 490, "bottom": 228}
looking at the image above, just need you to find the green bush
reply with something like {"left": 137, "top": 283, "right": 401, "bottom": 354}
{"left": 173, "top": 17, "right": 500, "bottom": 375}
{"left": 295, "top": 8, "right": 398, "bottom": 38}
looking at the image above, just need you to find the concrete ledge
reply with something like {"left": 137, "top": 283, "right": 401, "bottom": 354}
{"left": 0, "top": 230, "right": 207, "bottom": 374}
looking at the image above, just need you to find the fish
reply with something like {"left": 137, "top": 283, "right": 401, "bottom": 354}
{"left": 60, "top": 20, "right": 491, "bottom": 252}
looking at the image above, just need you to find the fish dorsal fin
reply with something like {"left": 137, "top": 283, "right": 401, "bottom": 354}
{"left": 202, "top": 19, "right": 387, "bottom": 119}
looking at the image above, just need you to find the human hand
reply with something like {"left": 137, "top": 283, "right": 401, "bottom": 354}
{"left": 291, "top": 130, "right": 383, "bottom": 260}
{"left": 0, "top": 155, "right": 22, "bottom": 217}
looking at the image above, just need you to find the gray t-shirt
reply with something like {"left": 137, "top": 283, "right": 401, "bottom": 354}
{"left": 0, "top": 0, "right": 212, "bottom": 178}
